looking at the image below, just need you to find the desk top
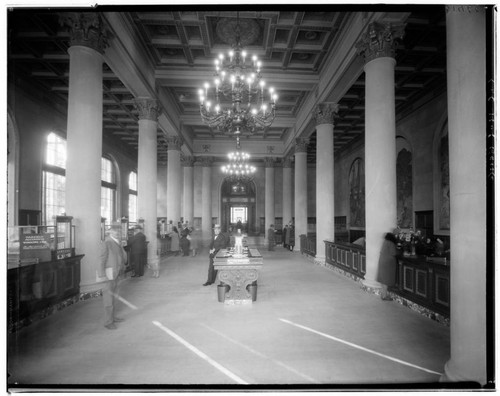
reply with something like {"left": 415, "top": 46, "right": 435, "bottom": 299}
{"left": 214, "top": 247, "right": 263, "bottom": 267}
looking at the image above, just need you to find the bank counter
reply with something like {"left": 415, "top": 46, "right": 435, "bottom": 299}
{"left": 214, "top": 247, "right": 263, "bottom": 304}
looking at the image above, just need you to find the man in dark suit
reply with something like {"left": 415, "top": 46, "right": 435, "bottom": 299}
{"left": 203, "top": 224, "right": 227, "bottom": 286}
{"left": 98, "top": 223, "right": 127, "bottom": 330}
{"left": 127, "top": 225, "right": 148, "bottom": 277}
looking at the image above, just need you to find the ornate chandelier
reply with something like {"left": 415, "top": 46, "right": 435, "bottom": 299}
{"left": 221, "top": 137, "right": 256, "bottom": 181}
{"left": 198, "top": 14, "right": 278, "bottom": 135}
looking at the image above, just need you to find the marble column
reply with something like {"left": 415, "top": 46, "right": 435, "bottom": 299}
{"left": 166, "top": 136, "right": 183, "bottom": 225}
{"left": 356, "top": 21, "right": 405, "bottom": 288}
{"left": 134, "top": 98, "right": 161, "bottom": 273}
{"left": 265, "top": 158, "right": 276, "bottom": 244}
{"left": 182, "top": 156, "right": 195, "bottom": 226}
{"left": 200, "top": 157, "right": 213, "bottom": 246}
{"left": 314, "top": 103, "right": 338, "bottom": 261}
{"left": 441, "top": 6, "right": 487, "bottom": 385}
{"left": 60, "top": 13, "right": 108, "bottom": 293}
{"left": 294, "top": 138, "right": 308, "bottom": 250}
{"left": 282, "top": 157, "right": 293, "bottom": 226}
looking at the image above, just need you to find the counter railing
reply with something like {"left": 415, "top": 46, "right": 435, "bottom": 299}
{"left": 324, "top": 240, "right": 366, "bottom": 279}
{"left": 299, "top": 234, "right": 316, "bottom": 256}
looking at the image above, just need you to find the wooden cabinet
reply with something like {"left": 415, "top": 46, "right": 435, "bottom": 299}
{"left": 7, "top": 255, "right": 83, "bottom": 332}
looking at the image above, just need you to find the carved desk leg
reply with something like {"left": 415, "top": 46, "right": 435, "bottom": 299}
{"left": 218, "top": 268, "right": 258, "bottom": 302}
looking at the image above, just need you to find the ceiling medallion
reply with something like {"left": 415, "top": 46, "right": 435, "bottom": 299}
{"left": 216, "top": 17, "right": 260, "bottom": 47}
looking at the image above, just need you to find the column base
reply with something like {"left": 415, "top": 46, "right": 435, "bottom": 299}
{"left": 360, "top": 279, "right": 383, "bottom": 295}
{"left": 440, "top": 359, "right": 485, "bottom": 386}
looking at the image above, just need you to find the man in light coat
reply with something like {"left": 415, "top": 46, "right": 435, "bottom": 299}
{"left": 98, "top": 223, "right": 127, "bottom": 330}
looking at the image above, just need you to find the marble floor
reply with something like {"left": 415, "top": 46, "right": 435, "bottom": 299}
{"left": 7, "top": 244, "right": 452, "bottom": 392}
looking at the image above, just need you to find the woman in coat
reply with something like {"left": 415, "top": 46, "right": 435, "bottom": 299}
{"left": 170, "top": 226, "right": 180, "bottom": 255}
{"left": 376, "top": 232, "right": 399, "bottom": 301}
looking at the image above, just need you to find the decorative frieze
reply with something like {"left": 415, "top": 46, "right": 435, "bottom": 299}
{"left": 295, "top": 138, "right": 309, "bottom": 153}
{"left": 356, "top": 21, "right": 405, "bottom": 64}
{"left": 165, "top": 136, "right": 183, "bottom": 151}
{"left": 202, "top": 144, "right": 211, "bottom": 153}
{"left": 133, "top": 98, "right": 161, "bottom": 122}
{"left": 267, "top": 145, "right": 275, "bottom": 154}
{"left": 314, "top": 103, "right": 339, "bottom": 126}
{"left": 59, "top": 13, "right": 109, "bottom": 54}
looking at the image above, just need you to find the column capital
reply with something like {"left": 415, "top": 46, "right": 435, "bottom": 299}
{"left": 166, "top": 136, "right": 183, "bottom": 151}
{"left": 295, "top": 138, "right": 310, "bottom": 153}
{"left": 314, "top": 103, "right": 339, "bottom": 126}
{"left": 199, "top": 156, "right": 213, "bottom": 167}
{"left": 282, "top": 156, "right": 293, "bottom": 168}
{"left": 59, "top": 13, "right": 109, "bottom": 54}
{"left": 356, "top": 21, "right": 405, "bottom": 64}
{"left": 181, "top": 155, "right": 195, "bottom": 167}
{"left": 133, "top": 98, "right": 161, "bottom": 121}
{"left": 264, "top": 157, "right": 277, "bottom": 168}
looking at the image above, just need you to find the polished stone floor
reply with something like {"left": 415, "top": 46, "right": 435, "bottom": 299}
{"left": 7, "top": 244, "right": 451, "bottom": 391}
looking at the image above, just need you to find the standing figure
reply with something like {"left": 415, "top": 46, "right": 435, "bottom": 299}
{"left": 170, "top": 226, "right": 180, "bottom": 255}
{"left": 203, "top": 224, "right": 227, "bottom": 286}
{"left": 190, "top": 228, "right": 199, "bottom": 257}
{"left": 376, "top": 232, "right": 399, "bottom": 301}
{"left": 98, "top": 223, "right": 127, "bottom": 330}
{"left": 180, "top": 223, "right": 191, "bottom": 256}
{"left": 127, "top": 225, "right": 147, "bottom": 277}
{"left": 283, "top": 224, "right": 289, "bottom": 249}
{"left": 288, "top": 222, "right": 295, "bottom": 251}
{"left": 267, "top": 224, "right": 276, "bottom": 251}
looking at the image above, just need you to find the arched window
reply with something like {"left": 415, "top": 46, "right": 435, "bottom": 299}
{"left": 128, "top": 171, "right": 138, "bottom": 223}
{"left": 101, "top": 157, "right": 117, "bottom": 222}
{"left": 42, "top": 132, "right": 66, "bottom": 225}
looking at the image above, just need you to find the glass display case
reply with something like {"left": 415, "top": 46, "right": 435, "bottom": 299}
{"left": 54, "top": 216, "right": 75, "bottom": 260}
{"left": 101, "top": 217, "right": 107, "bottom": 241}
{"left": 120, "top": 217, "right": 129, "bottom": 246}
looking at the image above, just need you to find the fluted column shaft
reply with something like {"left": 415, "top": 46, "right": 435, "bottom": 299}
{"left": 201, "top": 158, "right": 213, "bottom": 246}
{"left": 265, "top": 158, "right": 276, "bottom": 244}
{"left": 294, "top": 139, "right": 308, "bottom": 250}
{"left": 282, "top": 158, "right": 293, "bottom": 225}
{"left": 441, "top": 6, "right": 487, "bottom": 385}
{"left": 134, "top": 98, "right": 160, "bottom": 272}
{"left": 166, "top": 137, "right": 183, "bottom": 225}
{"left": 357, "top": 21, "right": 404, "bottom": 287}
{"left": 315, "top": 104, "right": 337, "bottom": 260}
{"left": 182, "top": 157, "right": 194, "bottom": 226}
{"left": 62, "top": 13, "right": 107, "bottom": 293}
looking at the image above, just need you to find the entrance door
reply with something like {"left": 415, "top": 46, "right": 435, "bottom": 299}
{"left": 220, "top": 179, "right": 256, "bottom": 234}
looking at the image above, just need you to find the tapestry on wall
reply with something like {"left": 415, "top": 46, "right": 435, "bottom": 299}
{"left": 439, "top": 135, "right": 450, "bottom": 230}
{"left": 349, "top": 158, "right": 365, "bottom": 227}
{"left": 397, "top": 148, "right": 413, "bottom": 228}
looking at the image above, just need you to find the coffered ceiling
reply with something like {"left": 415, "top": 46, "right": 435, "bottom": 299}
{"left": 7, "top": 5, "right": 447, "bottom": 164}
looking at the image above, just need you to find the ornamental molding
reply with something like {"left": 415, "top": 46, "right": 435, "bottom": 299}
{"left": 133, "top": 98, "right": 161, "bottom": 121}
{"left": 295, "top": 138, "right": 309, "bottom": 153}
{"left": 314, "top": 103, "right": 339, "bottom": 126}
{"left": 59, "top": 13, "right": 109, "bottom": 54}
{"left": 356, "top": 21, "right": 405, "bottom": 64}
{"left": 166, "top": 136, "right": 184, "bottom": 151}
{"left": 264, "top": 157, "right": 276, "bottom": 168}
{"left": 202, "top": 144, "right": 211, "bottom": 153}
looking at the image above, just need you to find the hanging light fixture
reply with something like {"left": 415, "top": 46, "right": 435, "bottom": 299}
{"left": 199, "top": 13, "right": 278, "bottom": 136}
{"left": 221, "top": 137, "right": 256, "bottom": 181}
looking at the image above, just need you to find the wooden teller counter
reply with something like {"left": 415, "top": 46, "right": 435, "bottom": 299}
{"left": 7, "top": 216, "right": 83, "bottom": 332}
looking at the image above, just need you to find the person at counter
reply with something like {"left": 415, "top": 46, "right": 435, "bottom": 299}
{"left": 98, "top": 223, "right": 127, "bottom": 330}
{"left": 268, "top": 224, "right": 276, "bottom": 251}
{"left": 127, "top": 225, "right": 147, "bottom": 277}
{"left": 203, "top": 224, "right": 227, "bottom": 286}
{"left": 376, "top": 231, "right": 399, "bottom": 301}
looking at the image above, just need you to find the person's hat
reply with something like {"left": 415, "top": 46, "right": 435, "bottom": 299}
{"left": 214, "top": 224, "right": 221, "bottom": 229}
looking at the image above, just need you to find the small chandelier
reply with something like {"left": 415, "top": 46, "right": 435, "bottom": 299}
{"left": 198, "top": 13, "right": 278, "bottom": 136}
{"left": 221, "top": 137, "right": 256, "bottom": 181}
